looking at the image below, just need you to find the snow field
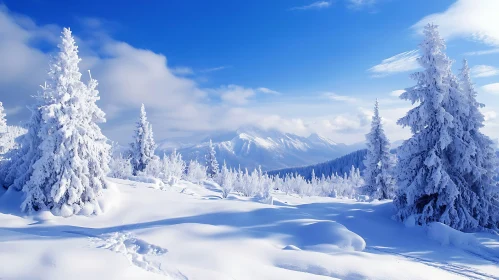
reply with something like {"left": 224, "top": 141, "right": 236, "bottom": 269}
{"left": 1, "top": 178, "right": 498, "bottom": 279}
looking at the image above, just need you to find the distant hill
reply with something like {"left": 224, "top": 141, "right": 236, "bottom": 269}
{"left": 267, "top": 149, "right": 368, "bottom": 180}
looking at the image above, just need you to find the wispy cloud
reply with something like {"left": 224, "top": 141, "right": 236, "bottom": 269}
{"left": 482, "top": 83, "right": 499, "bottom": 94}
{"left": 257, "top": 87, "right": 281, "bottom": 95}
{"left": 289, "top": 1, "right": 331, "bottom": 11}
{"left": 323, "top": 92, "right": 358, "bottom": 103}
{"left": 171, "top": 66, "right": 194, "bottom": 76}
{"left": 348, "top": 0, "right": 376, "bottom": 9}
{"left": 465, "top": 48, "right": 499, "bottom": 56}
{"left": 200, "top": 65, "right": 230, "bottom": 73}
{"left": 471, "top": 65, "right": 499, "bottom": 78}
{"left": 211, "top": 86, "right": 281, "bottom": 105}
{"left": 368, "top": 50, "right": 419, "bottom": 77}
{"left": 413, "top": 0, "right": 499, "bottom": 47}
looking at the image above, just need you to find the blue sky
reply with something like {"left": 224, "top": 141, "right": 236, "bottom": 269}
{"left": 1, "top": 0, "right": 499, "bottom": 144}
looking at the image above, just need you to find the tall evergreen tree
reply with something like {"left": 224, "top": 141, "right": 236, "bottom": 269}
{"left": 130, "top": 104, "right": 157, "bottom": 175}
{"left": 22, "top": 28, "right": 110, "bottom": 216}
{"left": 206, "top": 139, "right": 219, "bottom": 178}
{"left": 452, "top": 59, "right": 498, "bottom": 229}
{"left": 363, "top": 99, "right": 395, "bottom": 200}
{"left": 394, "top": 24, "right": 459, "bottom": 227}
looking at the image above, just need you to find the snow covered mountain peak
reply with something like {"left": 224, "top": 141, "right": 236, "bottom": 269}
{"left": 162, "top": 126, "right": 363, "bottom": 171}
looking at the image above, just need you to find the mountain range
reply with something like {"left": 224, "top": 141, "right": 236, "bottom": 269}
{"left": 158, "top": 126, "right": 365, "bottom": 171}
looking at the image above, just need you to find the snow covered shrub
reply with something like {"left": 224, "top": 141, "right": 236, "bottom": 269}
{"left": 161, "top": 150, "right": 186, "bottom": 185}
{"left": 109, "top": 153, "right": 133, "bottom": 179}
{"left": 259, "top": 174, "right": 276, "bottom": 204}
{"left": 140, "top": 156, "right": 162, "bottom": 178}
{"left": 219, "top": 162, "right": 235, "bottom": 198}
{"left": 186, "top": 160, "right": 207, "bottom": 184}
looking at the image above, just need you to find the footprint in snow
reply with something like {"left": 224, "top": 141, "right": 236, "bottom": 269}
{"left": 99, "top": 232, "right": 186, "bottom": 279}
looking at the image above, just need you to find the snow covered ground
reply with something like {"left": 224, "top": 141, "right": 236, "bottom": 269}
{"left": 0, "top": 178, "right": 498, "bottom": 280}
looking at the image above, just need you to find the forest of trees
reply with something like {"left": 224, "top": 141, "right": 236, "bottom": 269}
{"left": 0, "top": 24, "right": 497, "bottom": 231}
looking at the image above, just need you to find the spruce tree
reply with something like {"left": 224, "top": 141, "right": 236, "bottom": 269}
{"left": 394, "top": 24, "right": 458, "bottom": 227}
{"left": 22, "top": 28, "right": 110, "bottom": 216}
{"left": 206, "top": 139, "right": 219, "bottom": 178}
{"left": 363, "top": 99, "right": 395, "bottom": 200}
{"left": 452, "top": 59, "right": 498, "bottom": 229}
{"left": 130, "top": 104, "right": 157, "bottom": 175}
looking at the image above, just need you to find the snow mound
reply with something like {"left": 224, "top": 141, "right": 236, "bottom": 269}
{"left": 297, "top": 221, "right": 366, "bottom": 252}
{"left": 426, "top": 222, "right": 480, "bottom": 248}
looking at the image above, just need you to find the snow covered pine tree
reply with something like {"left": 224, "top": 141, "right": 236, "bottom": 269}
{"left": 21, "top": 28, "right": 110, "bottom": 216}
{"left": 453, "top": 59, "right": 498, "bottom": 229}
{"left": 394, "top": 24, "right": 498, "bottom": 230}
{"left": 130, "top": 104, "right": 157, "bottom": 175}
{"left": 0, "top": 102, "right": 43, "bottom": 191}
{"left": 0, "top": 101, "right": 9, "bottom": 156}
{"left": 206, "top": 139, "right": 219, "bottom": 178}
{"left": 363, "top": 99, "right": 395, "bottom": 200}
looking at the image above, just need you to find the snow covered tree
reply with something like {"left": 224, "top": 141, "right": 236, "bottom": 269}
{"left": 394, "top": 24, "right": 482, "bottom": 229}
{"left": 363, "top": 99, "right": 395, "bottom": 200}
{"left": 0, "top": 102, "right": 8, "bottom": 155}
{"left": 205, "top": 139, "right": 219, "bottom": 178}
{"left": 450, "top": 59, "right": 499, "bottom": 229}
{"left": 0, "top": 104, "right": 43, "bottom": 190}
{"left": 0, "top": 102, "right": 6, "bottom": 134}
{"left": 22, "top": 28, "right": 110, "bottom": 216}
{"left": 130, "top": 104, "right": 157, "bottom": 175}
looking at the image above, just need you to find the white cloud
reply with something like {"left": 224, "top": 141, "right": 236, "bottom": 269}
{"left": 471, "top": 65, "right": 499, "bottom": 78}
{"left": 465, "top": 48, "right": 499, "bottom": 56}
{"left": 323, "top": 92, "right": 358, "bottom": 103}
{"left": 483, "top": 110, "right": 497, "bottom": 121}
{"left": 215, "top": 85, "right": 256, "bottom": 105}
{"left": 390, "top": 90, "right": 405, "bottom": 97}
{"left": 289, "top": 1, "right": 331, "bottom": 11}
{"left": 368, "top": 50, "right": 419, "bottom": 77}
{"left": 413, "top": 0, "right": 499, "bottom": 47}
{"left": 257, "top": 87, "right": 280, "bottom": 95}
{"left": 481, "top": 83, "right": 499, "bottom": 94}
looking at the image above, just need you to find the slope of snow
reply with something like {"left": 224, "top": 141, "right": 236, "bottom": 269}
{"left": 0, "top": 178, "right": 498, "bottom": 279}
{"left": 162, "top": 126, "right": 364, "bottom": 171}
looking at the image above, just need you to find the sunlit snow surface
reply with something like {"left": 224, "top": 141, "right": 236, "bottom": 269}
{"left": 0, "top": 178, "right": 498, "bottom": 279}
